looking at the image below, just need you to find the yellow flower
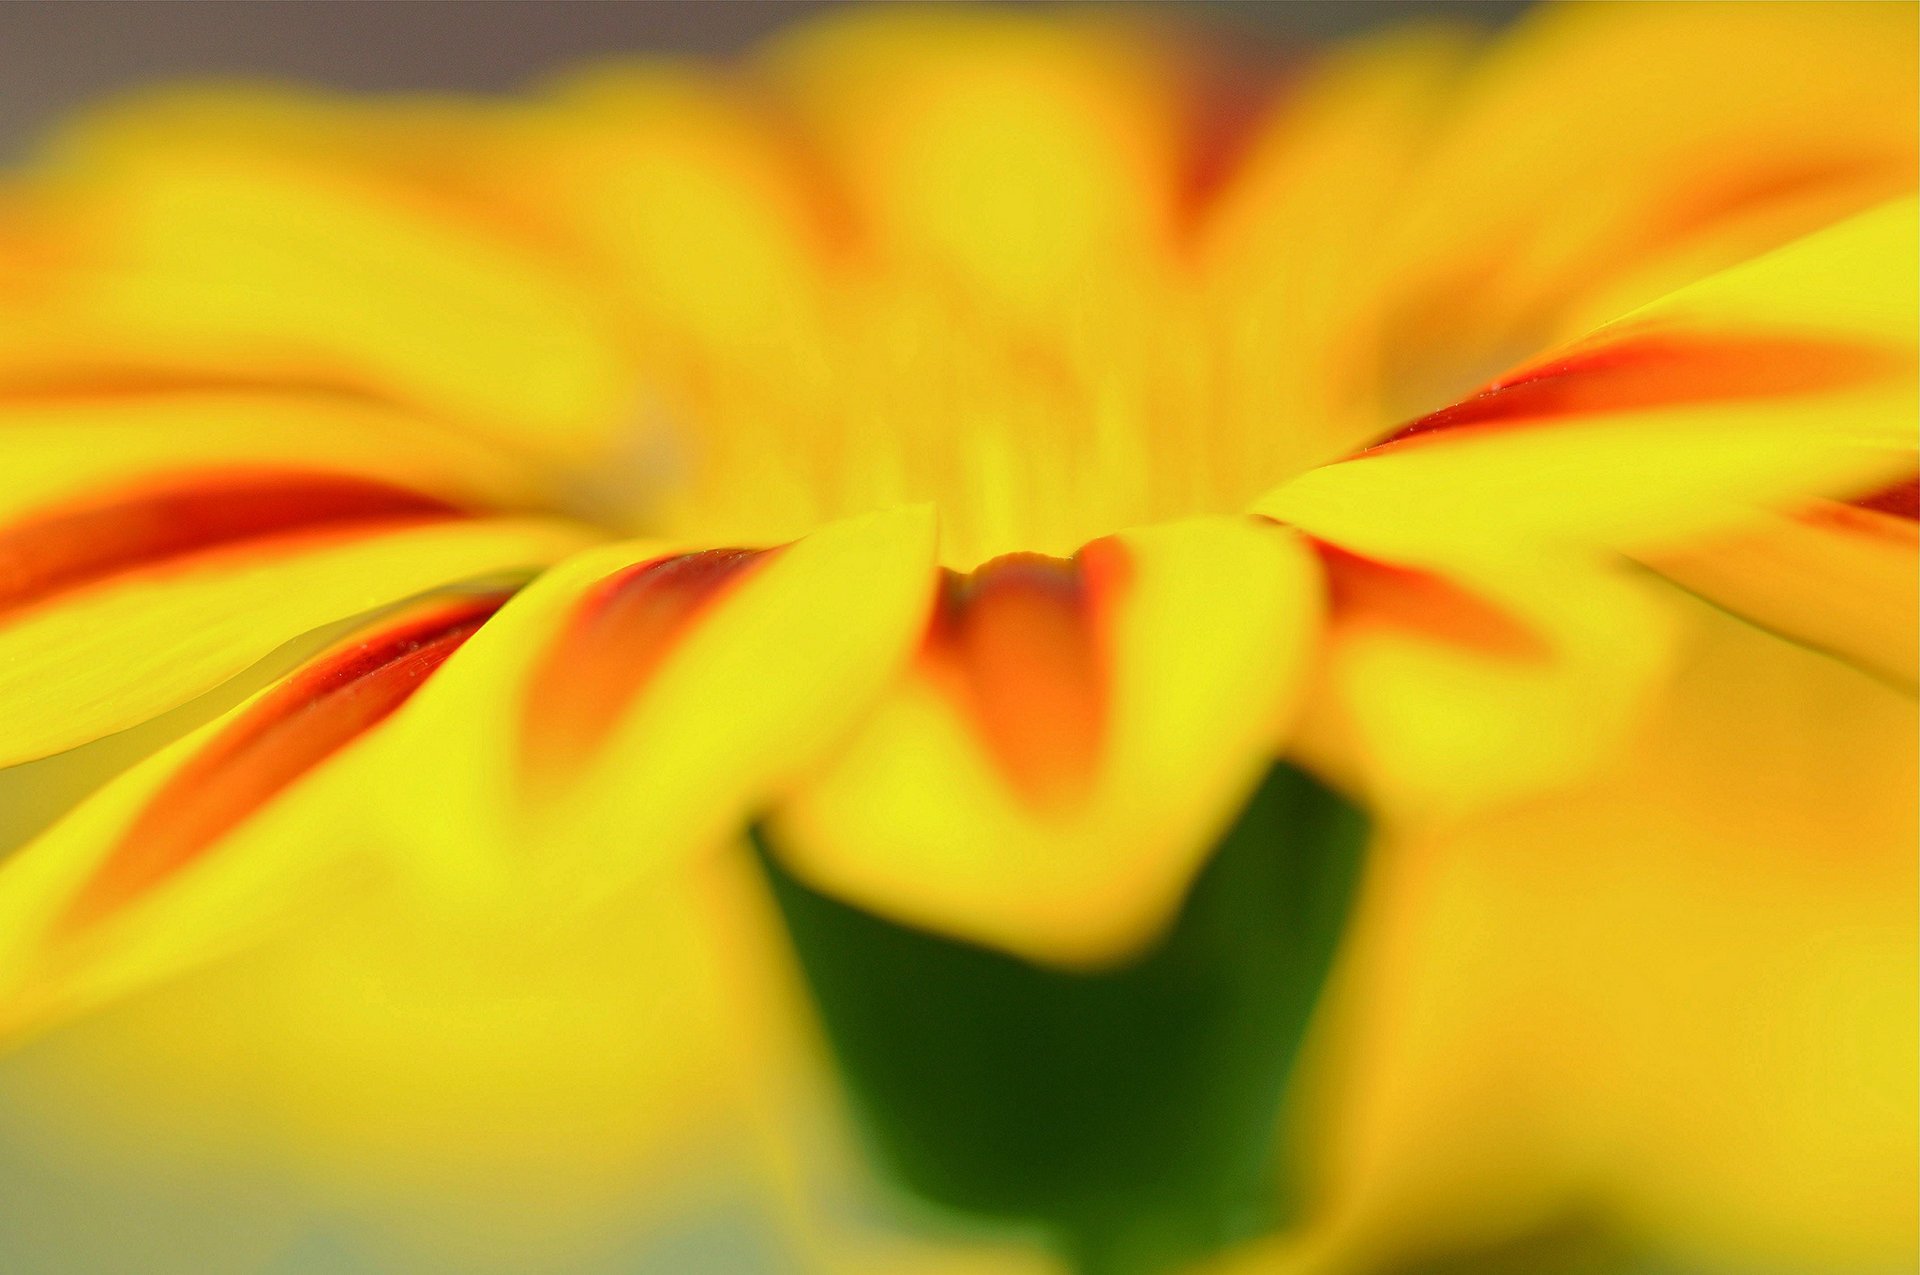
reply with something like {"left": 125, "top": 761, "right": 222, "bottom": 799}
{"left": 0, "top": 3, "right": 1911, "bottom": 1273}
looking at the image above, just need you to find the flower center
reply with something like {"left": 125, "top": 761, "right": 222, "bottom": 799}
{"left": 570, "top": 271, "right": 1375, "bottom": 569}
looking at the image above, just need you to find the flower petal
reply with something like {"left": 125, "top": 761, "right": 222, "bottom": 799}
{"left": 359, "top": 506, "right": 939, "bottom": 908}
{"left": 1198, "top": 24, "right": 1477, "bottom": 475}
{"left": 9, "top": 85, "right": 634, "bottom": 461}
{"left": 1274, "top": 593, "right": 1918, "bottom": 1275}
{"left": 1376, "top": 0, "right": 1917, "bottom": 409}
{"left": 1293, "top": 546, "right": 1674, "bottom": 824}
{"left": 1650, "top": 474, "right": 1919, "bottom": 691}
{"left": 0, "top": 592, "right": 508, "bottom": 1042}
{"left": 767, "top": 516, "right": 1321, "bottom": 968}
{"left": 0, "top": 473, "right": 592, "bottom": 765}
{"left": 1256, "top": 197, "right": 1919, "bottom": 566}
{"left": 758, "top": 7, "right": 1185, "bottom": 317}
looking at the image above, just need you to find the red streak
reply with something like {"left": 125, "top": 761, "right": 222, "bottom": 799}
{"left": 1850, "top": 475, "right": 1920, "bottom": 521}
{"left": 521, "top": 547, "right": 771, "bottom": 782}
{"left": 60, "top": 594, "right": 506, "bottom": 934}
{"left": 1315, "top": 541, "right": 1550, "bottom": 664}
{"left": 922, "top": 543, "right": 1129, "bottom": 807}
{"left": 1366, "top": 333, "right": 1905, "bottom": 454}
{"left": 0, "top": 471, "right": 465, "bottom": 620}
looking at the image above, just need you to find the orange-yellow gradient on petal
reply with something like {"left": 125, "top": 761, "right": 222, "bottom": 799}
{"left": 0, "top": 2, "right": 1908, "bottom": 1273}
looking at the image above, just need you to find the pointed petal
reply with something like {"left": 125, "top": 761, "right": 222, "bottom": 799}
{"left": 0, "top": 486, "right": 592, "bottom": 765}
{"left": 767, "top": 516, "right": 1321, "bottom": 968}
{"left": 1256, "top": 198, "right": 1919, "bottom": 566}
{"left": 1650, "top": 474, "right": 1919, "bottom": 691}
{"left": 360, "top": 506, "right": 939, "bottom": 908}
{"left": 0, "top": 593, "right": 508, "bottom": 1041}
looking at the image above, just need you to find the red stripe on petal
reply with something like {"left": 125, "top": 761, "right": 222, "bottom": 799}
{"left": 1850, "top": 475, "right": 1920, "bottom": 521}
{"left": 0, "top": 470, "right": 466, "bottom": 620}
{"left": 60, "top": 593, "right": 506, "bottom": 934}
{"left": 1315, "top": 541, "right": 1551, "bottom": 663}
{"left": 522, "top": 547, "right": 773, "bottom": 783}
{"left": 1365, "top": 333, "right": 1906, "bottom": 454}
{"left": 922, "top": 542, "right": 1129, "bottom": 808}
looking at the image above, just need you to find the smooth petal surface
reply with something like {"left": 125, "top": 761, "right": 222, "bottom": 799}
{"left": 1374, "top": 0, "right": 1918, "bottom": 413}
{"left": 1293, "top": 547, "right": 1674, "bottom": 823}
{"left": 9, "top": 86, "right": 636, "bottom": 462}
{"left": 1257, "top": 198, "right": 1919, "bottom": 567}
{"left": 758, "top": 7, "right": 1183, "bottom": 318}
{"left": 0, "top": 493, "right": 591, "bottom": 766}
{"left": 769, "top": 517, "right": 1321, "bottom": 968}
{"left": 363, "top": 506, "right": 939, "bottom": 909}
{"left": 1651, "top": 476, "right": 1919, "bottom": 691}
{"left": 1198, "top": 24, "right": 1476, "bottom": 475}
{"left": 0, "top": 592, "right": 506, "bottom": 1043}
{"left": 1236, "top": 592, "right": 1918, "bottom": 1275}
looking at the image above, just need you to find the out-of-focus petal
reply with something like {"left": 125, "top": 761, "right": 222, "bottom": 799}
{"left": 0, "top": 470, "right": 591, "bottom": 767}
{"left": 1294, "top": 546, "right": 1674, "bottom": 824}
{"left": 1255, "top": 592, "right": 1918, "bottom": 1275}
{"left": 1198, "top": 24, "right": 1476, "bottom": 475}
{"left": 1650, "top": 474, "right": 1919, "bottom": 691}
{"left": 767, "top": 516, "right": 1320, "bottom": 968}
{"left": 1257, "top": 198, "right": 1919, "bottom": 566}
{"left": 0, "top": 592, "right": 508, "bottom": 1042}
{"left": 1377, "top": 0, "right": 1918, "bottom": 411}
{"left": 757, "top": 7, "right": 1184, "bottom": 318}
{"left": 7, "top": 85, "right": 636, "bottom": 462}
{"left": 362, "top": 506, "right": 939, "bottom": 909}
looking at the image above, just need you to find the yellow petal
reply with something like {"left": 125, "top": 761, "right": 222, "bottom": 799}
{"left": 0, "top": 386, "right": 550, "bottom": 521}
{"left": 1272, "top": 590, "right": 1918, "bottom": 1275}
{"left": 768, "top": 516, "right": 1321, "bottom": 968}
{"left": 758, "top": 7, "right": 1183, "bottom": 318}
{"left": 1257, "top": 197, "right": 1920, "bottom": 566}
{"left": 1377, "top": 0, "right": 1918, "bottom": 409}
{"left": 12, "top": 84, "right": 635, "bottom": 462}
{"left": 363, "top": 506, "right": 939, "bottom": 910}
{"left": 0, "top": 496, "right": 592, "bottom": 766}
{"left": 0, "top": 592, "right": 509, "bottom": 1043}
{"left": 1293, "top": 545, "right": 1674, "bottom": 824}
{"left": 1199, "top": 23, "right": 1478, "bottom": 475}
{"left": 1651, "top": 474, "right": 1919, "bottom": 691}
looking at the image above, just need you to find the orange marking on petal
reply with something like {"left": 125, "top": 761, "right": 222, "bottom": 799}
{"left": 0, "top": 470, "right": 467, "bottom": 621}
{"left": 521, "top": 547, "right": 773, "bottom": 784}
{"left": 59, "top": 594, "right": 506, "bottom": 934}
{"left": 1649, "top": 155, "right": 1900, "bottom": 249}
{"left": 1364, "top": 332, "right": 1909, "bottom": 454}
{"left": 0, "top": 367, "right": 385, "bottom": 408}
{"left": 922, "top": 543, "right": 1130, "bottom": 808}
{"left": 1314, "top": 541, "right": 1551, "bottom": 664}
{"left": 1849, "top": 474, "right": 1920, "bottom": 521}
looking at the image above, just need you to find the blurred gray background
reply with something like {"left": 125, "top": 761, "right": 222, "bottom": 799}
{"left": 0, "top": 1, "right": 1529, "bottom": 161}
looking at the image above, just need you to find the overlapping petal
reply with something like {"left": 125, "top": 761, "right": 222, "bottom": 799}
{"left": 5, "top": 86, "right": 637, "bottom": 463}
{"left": 1257, "top": 197, "right": 1918, "bottom": 568}
{"left": 1374, "top": 0, "right": 1918, "bottom": 413}
{"left": 1651, "top": 474, "right": 1919, "bottom": 691}
{"left": 1292, "top": 546, "right": 1673, "bottom": 823}
{"left": 0, "top": 591, "right": 509, "bottom": 1043}
{"left": 767, "top": 516, "right": 1321, "bottom": 968}
{"left": 0, "top": 455, "right": 591, "bottom": 767}
{"left": 357, "top": 506, "right": 939, "bottom": 909}
{"left": 1228, "top": 592, "right": 1920, "bottom": 1275}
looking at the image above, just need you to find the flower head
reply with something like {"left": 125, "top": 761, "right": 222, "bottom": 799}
{"left": 0, "top": 3, "right": 1912, "bottom": 1271}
